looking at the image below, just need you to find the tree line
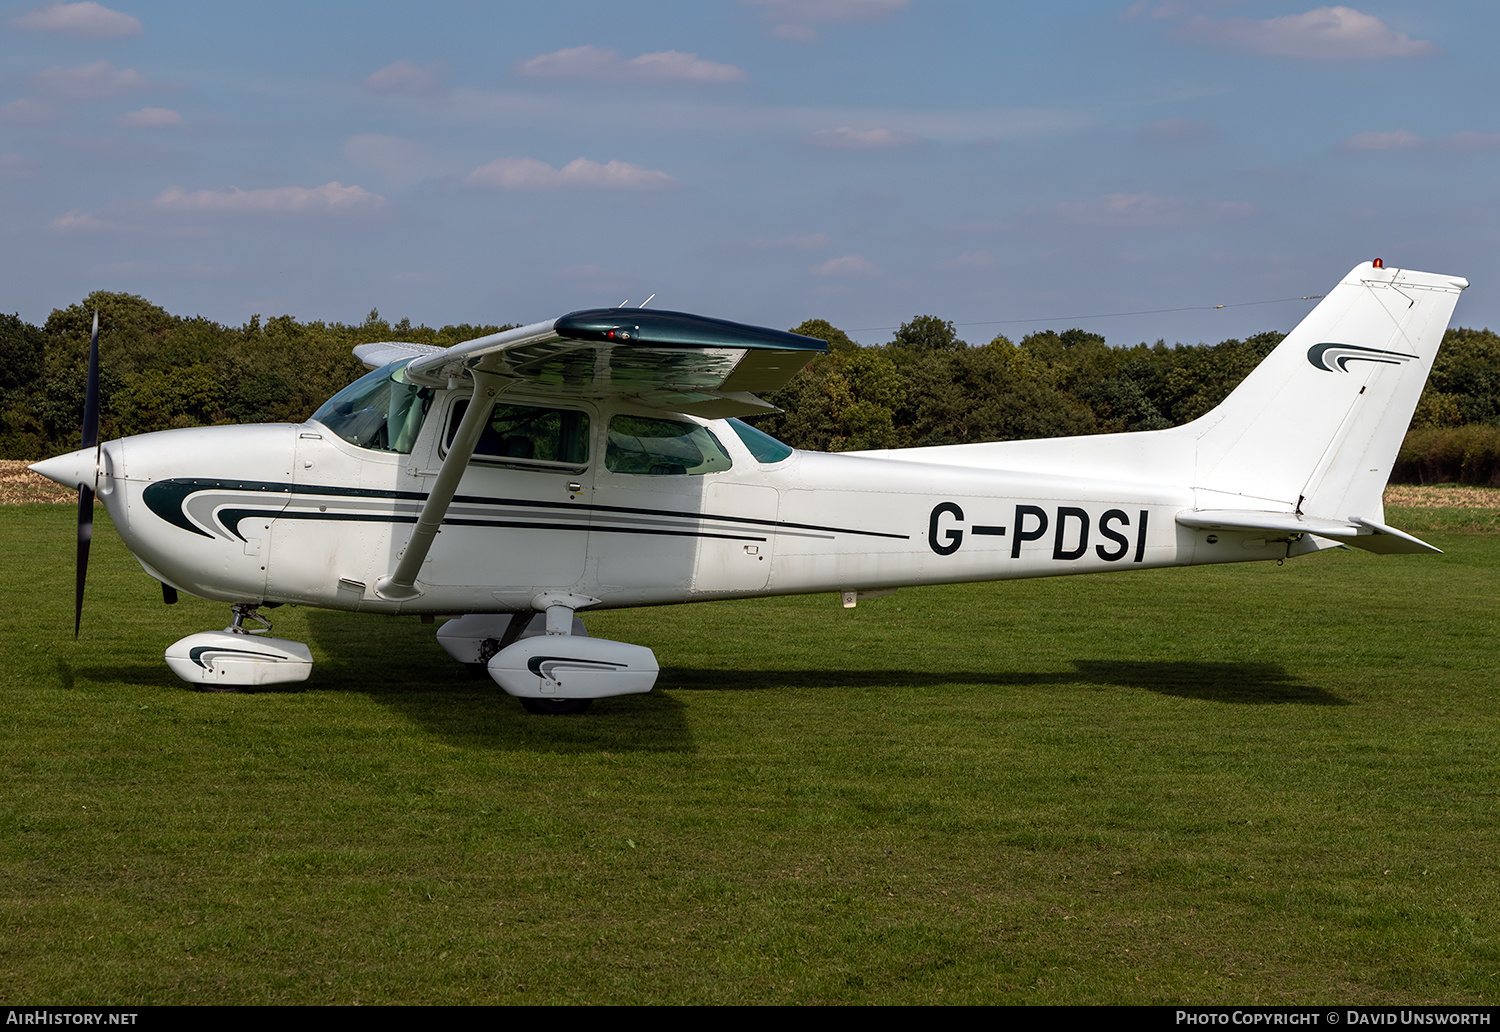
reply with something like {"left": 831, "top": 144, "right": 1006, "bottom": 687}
{"left": 3, "top": 290, "right": 1498, "bottom": 484}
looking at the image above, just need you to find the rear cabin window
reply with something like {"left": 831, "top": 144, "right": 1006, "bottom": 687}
{"left": 727, "top": 417, "right": 794, "bottom": 463}
{"left": 606, "top": 415, "right": 733, "bottom": 475}
{"left": 446, "top": 399, "right": 591, "bottom": 469}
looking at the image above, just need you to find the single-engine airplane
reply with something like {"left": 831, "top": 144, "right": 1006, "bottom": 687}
{"left": 31, "top": 261, "right": 1467, "bottom": 712}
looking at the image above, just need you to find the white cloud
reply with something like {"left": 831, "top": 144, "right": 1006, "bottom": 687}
{"left": 33, "top": 60, "right": 154, "bottom": 99}
{"left": 153, "top": 182, "right": 386, "bottom": 213}
{"left": 1177, "top": 6, "right": 1438, "bottom": 59}
{"left": 743, "top": 0, "right": 908, "bottom": 41}
{"left": 114, "top": 107, "right": 182, "bottom": 129}
{"left": 0, "top": 97, "right": 58, "bottom": 124}
{"left": 1342, "top": 129, "right": 1423, "bottom": 150}
{"left": 1055, "top": 192, "right": 1253, "bottom": 228}
{"left": 803, "top": 126, "right": 921, "bottom": 149}
{"left": 516, "top": 45, "right": 745, "bottom": 83}
{"left": 51, "top": 209, "right": 119, "bottom": 231}
{"left": 465, "top": 156, "right": 677, "bottom": 191}
{"left": 363, "top": 60, "right": 445, "bottom": 95}
{"left": 813, "top": 254, "right": 880, "bottom": 276}
{"left": 13, "top": 2, "right": 140, "bottom": 37}
{"left": 749, "top": 232, "right": 830, "bottom": 250}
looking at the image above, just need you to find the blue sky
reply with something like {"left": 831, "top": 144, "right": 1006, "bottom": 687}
{"left": 2, "top": 1, "right": 1495, "bottom": 347}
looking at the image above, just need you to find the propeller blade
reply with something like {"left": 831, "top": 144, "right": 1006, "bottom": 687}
{"left": 74, "top": 311, "right": 101, "bottom": 638}
{"left": 82, "top": 311, "right": 100, "bottom": 451}
{"left": 75, "top": 484, "right": 93, "bottom": 639}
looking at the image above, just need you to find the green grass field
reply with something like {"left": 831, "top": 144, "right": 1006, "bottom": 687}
{"left": 1, "top": 503, "right": 1497, "bottom": 1004}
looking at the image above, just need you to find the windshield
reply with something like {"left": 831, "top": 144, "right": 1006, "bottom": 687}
{"left": 310, "top": 361, "right": 433, "bottom": 453}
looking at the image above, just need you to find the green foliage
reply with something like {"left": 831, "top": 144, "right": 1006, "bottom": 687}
{"left": 790, "top": 318, "right": 857, "bottom": 354}
{"left": 0, "top": 313, "right": 48, "bottom": 457}
{"left": 758, "top": 320, "right": 1298, "bottom": 451}
{"left": 5, "top": 292, "right": 1499, "bottom": 469}
{"left": 1393, "top": 426, "right": 1500, "bottom": 486}
{"left": 892, "top": 314, "right": 966, "bottom": 352}
{"left": 0, "top": 293, "right": 509, "bottom": 458}
{"left": 1418, "top": 327, "right": 1500, "bottom": 427}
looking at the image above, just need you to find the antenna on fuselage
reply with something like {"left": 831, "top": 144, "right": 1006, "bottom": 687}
{"left": 638, "top": 294, "right": 655, "bottom": 308}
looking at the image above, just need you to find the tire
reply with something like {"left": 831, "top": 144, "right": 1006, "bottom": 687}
{"left": 519, "top": 697, "right": 593, "bottom": 716}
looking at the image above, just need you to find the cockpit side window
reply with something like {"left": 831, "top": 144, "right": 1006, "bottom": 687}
{"left": 605, "top": 414, "right": 733, "bottom": 475}
{"left": 311, "top": 360, "right": 433, "bottom": 454}
{"left": 445, "top": 400, "right": 591, "bottom": 469}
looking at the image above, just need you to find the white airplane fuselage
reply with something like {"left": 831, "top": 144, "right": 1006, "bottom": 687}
{"left": 88, "top": 400, "right": 1269, "bottom": 618}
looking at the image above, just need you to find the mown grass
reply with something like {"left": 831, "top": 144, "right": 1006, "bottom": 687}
{"left": 1, "top": 503, "right": 1498, "bottom": 1004}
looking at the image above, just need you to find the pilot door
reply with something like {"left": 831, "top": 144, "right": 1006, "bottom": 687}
{"left": 415, "top": 393, "right": 594, "bottom": 603}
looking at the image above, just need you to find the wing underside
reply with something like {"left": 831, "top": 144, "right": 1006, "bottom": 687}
{"left": 352, "top": 308, "right": 826, "bottom": 418}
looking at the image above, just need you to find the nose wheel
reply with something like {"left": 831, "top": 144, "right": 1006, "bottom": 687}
{"left": 164, "top": 601, "right": 311, "bottom": 689}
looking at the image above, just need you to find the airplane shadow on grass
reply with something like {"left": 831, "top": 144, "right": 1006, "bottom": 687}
{"left": 660, "top": 660, "right": 1348, "bottom": 706}
{"left": 57, "top": 612, "right": 1332, "bottom": 755}
{"left": 67, "top": 618, "right": 1345, "bottom": 756}
{"left": 296, "top": 606, "right": 1346, "bottom": 710}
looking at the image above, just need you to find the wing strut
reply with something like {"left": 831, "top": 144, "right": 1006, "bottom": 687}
{"left": 375, "top": 370, "right": 507, "bottom": 601}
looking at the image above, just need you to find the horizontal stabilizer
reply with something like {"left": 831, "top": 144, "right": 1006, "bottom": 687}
{"left": 1176, "top": 509, "right": 1441, "bottom": 555}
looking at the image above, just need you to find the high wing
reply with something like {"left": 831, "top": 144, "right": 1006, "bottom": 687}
{"left": 352, "top": 308, "right": 827, "bottom": 419}
{"left": 356, "top": 308, "right": 826, "bottom": 601}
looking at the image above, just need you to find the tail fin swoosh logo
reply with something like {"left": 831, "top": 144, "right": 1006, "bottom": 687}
{"left": 1307, "top": 342, "right": 1418, "bottom": 373}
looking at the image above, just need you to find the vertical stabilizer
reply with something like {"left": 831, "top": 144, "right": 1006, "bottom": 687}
{"left": 1185, "top": 262, "right": 1466, "bottom": 517}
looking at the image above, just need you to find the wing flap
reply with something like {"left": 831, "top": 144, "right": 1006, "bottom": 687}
{"left": 1176, "top": 509, "right": 1441, "bottom": 555}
